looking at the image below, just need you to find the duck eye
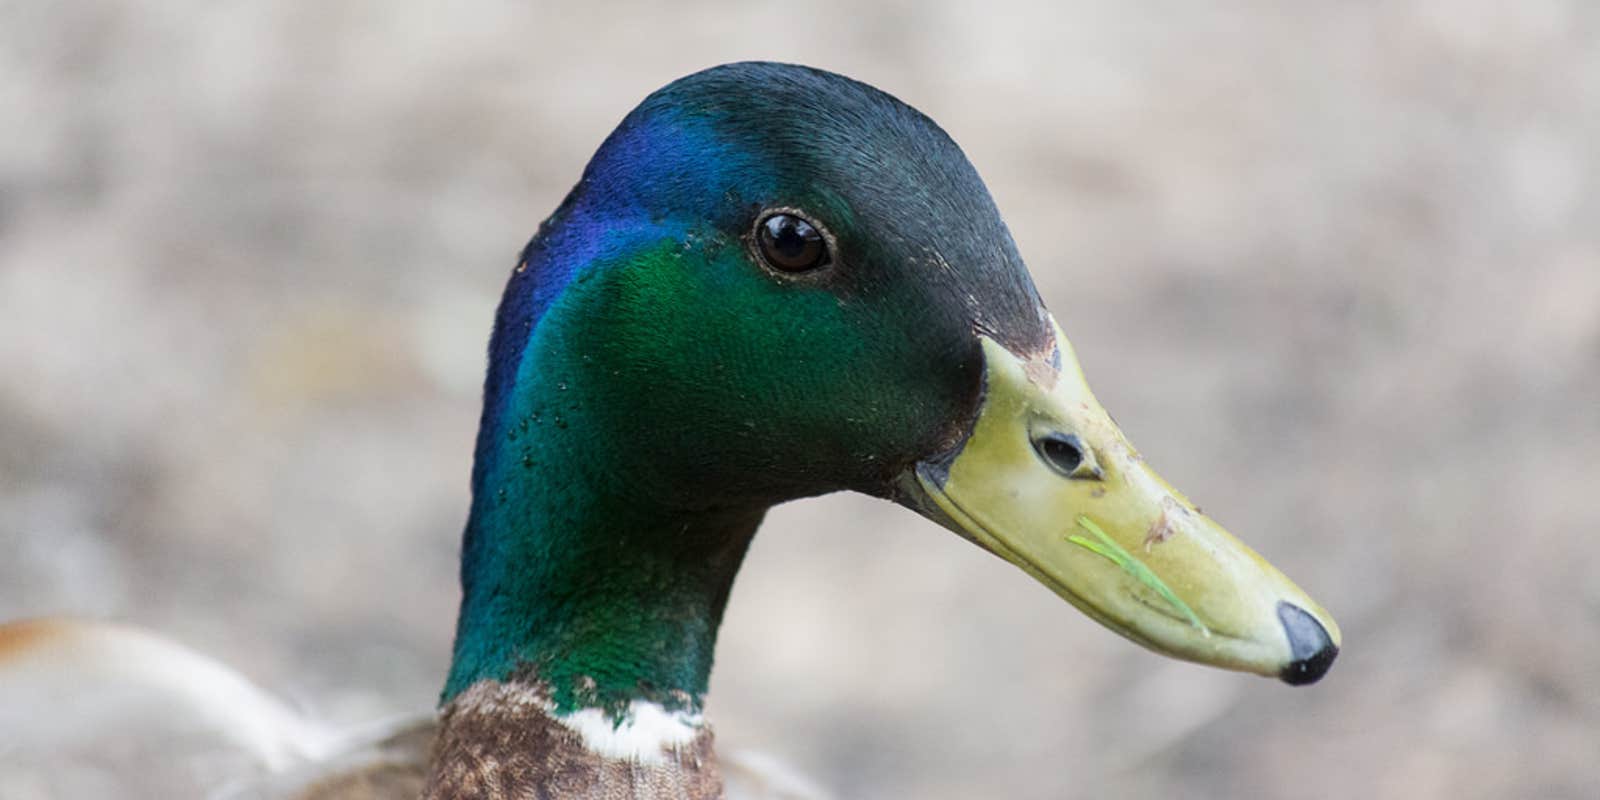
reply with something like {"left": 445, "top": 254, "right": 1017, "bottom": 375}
{"left": 1032, "top": 431, "right": 1103, "bottom": 480}
{"left": 756, "top": 212, "right": 831, "bottom": 273}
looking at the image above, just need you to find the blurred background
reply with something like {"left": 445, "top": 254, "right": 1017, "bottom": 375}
{"left": 2, "top": 1, "right": 1597, "bottom": 798}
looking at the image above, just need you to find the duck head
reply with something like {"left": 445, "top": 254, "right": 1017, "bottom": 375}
{"left": 451, "top": 63, "right": 1338, "bottom": 718}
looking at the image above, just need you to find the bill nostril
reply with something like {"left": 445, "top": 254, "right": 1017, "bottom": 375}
{"left": 1033, "top": 431, "right": 1083, "bottom": 474}
{"left": 1277, "top": 601, "right": 1338, "bottom": 686}
{"left": 1030, "top": 431, "right": 1101, "bottom": 480}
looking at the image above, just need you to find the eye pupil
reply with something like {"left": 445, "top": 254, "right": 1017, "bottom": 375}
{"left": 757, "top": 212, "right": 830, "bottom": 272}
{"left": 773, "top": 222, "right": 805, "bottom": 256}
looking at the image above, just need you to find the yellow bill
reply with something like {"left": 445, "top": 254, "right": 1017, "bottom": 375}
{"left": 913, "top": 317, "right": 1340, "bottom": 684}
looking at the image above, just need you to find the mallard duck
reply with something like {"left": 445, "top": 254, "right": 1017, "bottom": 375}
{"left": 0, "top": 62, "right": 1338, "bottom": 799}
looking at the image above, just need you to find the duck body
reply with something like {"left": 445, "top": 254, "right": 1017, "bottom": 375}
{"left": 0, "top": 62, "right": 1339, "bottom": 799}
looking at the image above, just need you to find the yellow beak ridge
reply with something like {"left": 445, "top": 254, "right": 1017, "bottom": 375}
{"left": 914, "top": 318, "right": 1340, "bottom": 684}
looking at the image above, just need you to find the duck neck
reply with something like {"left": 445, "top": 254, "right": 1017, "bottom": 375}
{"left": 434, "top": 443, "right": 758, "bottom": 796}
{"left": 434, "top": 220, "right": 775, "bottom": 796}
{"left": 444, "top": 421, "right": 763, "bottom": 707}
{"left": 441, "top": 235, "right": 772, "bottom": 720}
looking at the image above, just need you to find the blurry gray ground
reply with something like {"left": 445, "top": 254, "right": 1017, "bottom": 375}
{"left": 2, "top": 2, "right": 1598, "bottom": 798}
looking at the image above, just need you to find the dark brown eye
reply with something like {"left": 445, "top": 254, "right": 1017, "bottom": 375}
{"left": 756, "top": 212, "right": 831, "bottom": 273}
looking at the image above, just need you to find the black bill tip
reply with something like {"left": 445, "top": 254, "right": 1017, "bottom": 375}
{"left": 1277, "top": 601, "right": 1338, "bottom": 686}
